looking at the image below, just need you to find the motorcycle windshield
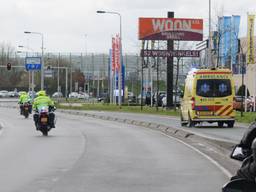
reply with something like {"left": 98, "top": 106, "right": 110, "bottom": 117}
{"left": 37, "top": 105, "right": 49, "bottom": 113}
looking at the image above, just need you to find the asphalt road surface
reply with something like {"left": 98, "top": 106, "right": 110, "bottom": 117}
{"left": 0, "top": 107, "right": 229, "bottom": 192}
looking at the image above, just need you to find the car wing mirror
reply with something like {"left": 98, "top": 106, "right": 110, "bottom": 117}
{"left": 230, "top": 145, "right": 246, "bottom": 161}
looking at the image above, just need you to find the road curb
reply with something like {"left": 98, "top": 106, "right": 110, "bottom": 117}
{"left": 58, "top": 109, "right": 236, "bottom": 148}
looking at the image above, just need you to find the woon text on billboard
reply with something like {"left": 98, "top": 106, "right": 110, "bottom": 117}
{"left": 139, "top": 18, "right": 203, "bottom": 41}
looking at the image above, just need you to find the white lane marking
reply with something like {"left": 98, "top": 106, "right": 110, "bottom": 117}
{"left": 160, "top": 132, "right": 233, "bottom": 178}
{"left": 0, "top": 122, "right": 4, "bottom": 136}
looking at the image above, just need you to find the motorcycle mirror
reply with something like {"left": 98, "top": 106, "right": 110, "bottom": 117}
{"left": 230, "top": 145, "right": 246, "bottom": 161}
{"left": 222, "top": 178, "right": 256, "bottom": 192}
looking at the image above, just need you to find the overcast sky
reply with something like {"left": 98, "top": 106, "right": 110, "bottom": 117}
{"left": 1, "top": 0, "right": 256, "bottom": 53}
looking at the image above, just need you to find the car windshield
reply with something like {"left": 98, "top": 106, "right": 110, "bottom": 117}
{"left": 196, "top": 79, "right": 231, "bottom": 97}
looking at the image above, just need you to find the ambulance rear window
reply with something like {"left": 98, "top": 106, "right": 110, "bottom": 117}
{"left": 196, "top": 79, "right": 231, "bottom": 97}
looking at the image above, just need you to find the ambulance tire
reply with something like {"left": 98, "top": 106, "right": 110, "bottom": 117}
{"left": 227, "top": 121, "right": 234, "bottom": 128}
{"left": 218, "top": 122, "right": 224, "bottom": 128}
{"left": 180, "top": 114, "right": 188, "bottom": 127}
{"left": 188, "top": 113, "right": 195, "bottom": 127}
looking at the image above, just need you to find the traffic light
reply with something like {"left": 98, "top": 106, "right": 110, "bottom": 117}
{"left": 237, "top": 39, "right": 241, "bottom": 53}
{"left": 7, "top": 63, "right": 11, "bottom": 70}
{"left": 206, "top": 39, "right": 209, "bottom": 48}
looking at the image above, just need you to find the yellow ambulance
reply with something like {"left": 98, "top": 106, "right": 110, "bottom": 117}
{"left": 180, "top": 68, "right": 235, "bottom": 128}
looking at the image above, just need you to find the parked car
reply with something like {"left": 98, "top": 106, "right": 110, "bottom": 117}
{"left": 233, "top": 96, "right": 253, "bottom": 111}
{"left": 28, "top": 91, "right": 36, "bottom": 98}
{"left": 97, "top": 93, "right": 109, "bottom": 102}
{"left": 153, "top": 91, "right": 166, "bottom": 106}
{"left": 128, "top": 95, "right": 136, "bottom": 103}
{"left": 137, "top": 92, "right": 146, "bottom": 104}
{"left": 68, "top": 92, "right": 79, "bottom": 98}
{"left": 0, "top": 90, "right": 9, "bottom": 98}
{"left": 77, "top": 92, "right": 89, "bottom": 99}
{"left": 8, "top": 91, "right": 19, "bottom": 97}
{"left": 162, "top": 93, "right": 181, "bottom": 107}
{"left": 52, "top": 92, "right": 63, "bottom": 98}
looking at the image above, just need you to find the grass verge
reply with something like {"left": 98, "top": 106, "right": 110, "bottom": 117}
{"left": 56, "top": 103, "right": 256, "bottom": 124}
{"left": 56, "top": 103, "right": 180, "bottom": 116}
{"left": 235, "top": 111, "right": 256, "bottom": 124}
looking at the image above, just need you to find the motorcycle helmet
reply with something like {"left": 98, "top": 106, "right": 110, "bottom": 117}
{"left": 19, "top": 91, "right": 26, "bottom": 96}
{"left": 37, "top": 90, "right": 46, "bottom": 97}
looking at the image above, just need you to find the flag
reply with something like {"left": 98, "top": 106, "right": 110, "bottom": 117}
{"left": 112, "top": 37, "right": 116, "bottom": 71}
{"left": 247, "top": 14, "right": 255, "bottom": 64}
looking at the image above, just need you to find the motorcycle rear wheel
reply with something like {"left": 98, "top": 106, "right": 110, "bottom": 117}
{"left": 42, "top": 128, "right": 48, "bottom": 136}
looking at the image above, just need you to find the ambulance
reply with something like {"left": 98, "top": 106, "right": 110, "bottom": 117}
{"left": 180, "top": 68, "right": 235, "bottom": 127}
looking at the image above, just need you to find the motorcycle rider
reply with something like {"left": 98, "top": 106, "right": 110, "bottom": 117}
{"left": 231, "top": 121, "right": 256, "bottom": 182}
{"left": 33, "top": 90, "right": 56, "bottom": 129}
{"left": 18, "top": 91, "right": 31, "bottom": 114}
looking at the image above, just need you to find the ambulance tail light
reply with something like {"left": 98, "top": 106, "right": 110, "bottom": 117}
{"left": 191, "top": 97, "right": 195, "bottom": 110}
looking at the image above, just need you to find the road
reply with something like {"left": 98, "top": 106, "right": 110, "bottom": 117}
{"left": 0, "top": 107, "right": 229, "bottom": 192}
{"left": 0, "top": 99, "right": 247, "bottom": 143}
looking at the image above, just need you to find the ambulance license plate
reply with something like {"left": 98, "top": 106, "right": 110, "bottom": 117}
{"left": 199, "top": 111, "right": 212, "bottom": 116}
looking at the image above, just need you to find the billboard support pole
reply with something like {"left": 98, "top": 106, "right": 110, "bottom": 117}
{"left": 167, "top": 11, "right": 174, "bottom": 109}
{"left": 32, "top": 71, "right": 35, "bottom": 100}
{"left": 208, "top": 0, "right": 212, "bottom": 68}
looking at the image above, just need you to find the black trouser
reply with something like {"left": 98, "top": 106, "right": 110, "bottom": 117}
{"left": 20, "top": 103, "right": 32, "bottom": 114}
{"left": 20, "top": 105, "right": 23, "bottom": 114}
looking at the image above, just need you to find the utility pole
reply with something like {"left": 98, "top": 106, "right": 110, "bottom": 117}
{"left": 92, "top": 53, "right": 95, "bottom": 97}
{"left": 58, "top": 53, "right": 60, "bottom": 92}
{"left": 156, "top": 41, "right": 160, "bottom": 111}
{"left": 166, "top": 11, "right": 174, "bottom": 108}
{"left": 141, "top": 41, "right": 145, "bottom": 110}
{"left": 208, "top": 0, "right": 212, "bottom": 68}
{"left": 70, "top": 53, "right": 72, "bottom": 93}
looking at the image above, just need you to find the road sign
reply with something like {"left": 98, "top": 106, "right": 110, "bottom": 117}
{"left": 25, "top": 57, "right": 41, "bottom": 71}
{"left": 44, "top": 69, "right": 53, "bottom": 78}
{"left": 140, "top": 50, "right": 200, "bottom": 57}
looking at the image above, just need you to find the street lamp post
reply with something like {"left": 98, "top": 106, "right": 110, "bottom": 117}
{"left": 17, "top": 46, "right": 30, "bottom": 91}
{"left": 24, "top": 31, "right": 44, "bottom": 90}
{"left": 97, "top": 10, "right": 123, "bottom": 107}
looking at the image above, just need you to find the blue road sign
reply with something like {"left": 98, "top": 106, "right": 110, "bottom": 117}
{"left": 25, "top": 57, "right": 41, "bottom": 71}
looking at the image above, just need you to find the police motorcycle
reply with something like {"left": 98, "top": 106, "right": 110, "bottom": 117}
{"left": 21, "top": 102, "right": 32, "bottom": 118}
{"left": 20, "top": 101, "right": 32, "bottom": 118}
{"left": 34, "top": 105, "right": 56, "bottom": 136}
{"left": 222, "top": 145, "right": 256, "bottom": 192}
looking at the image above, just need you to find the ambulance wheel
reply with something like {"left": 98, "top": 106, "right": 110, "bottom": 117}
{"left": 227, "top": 121, "right": 234, "bottom": 128}
{"left": 188, "top": 113, "right": 194, "bottom": 127}
{"left": 218, "top": 122, "right": 224, "bottom": 128}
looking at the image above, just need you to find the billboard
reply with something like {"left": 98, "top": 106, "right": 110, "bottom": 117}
{"left": 138, "top": 18, "right": 203, "bottom": 41}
